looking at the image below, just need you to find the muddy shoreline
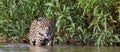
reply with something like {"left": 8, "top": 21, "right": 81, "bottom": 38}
{"left": 0, "top": 37, "right": 120, "bottom": 46}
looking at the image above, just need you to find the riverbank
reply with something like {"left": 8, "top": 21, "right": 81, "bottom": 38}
{"left": 0, "top": 0, "right": 120, "bottom": 46}
{"left": 0, "top": 37, "right": 120, "bottom": 46}
{"left": 0, "top": 43, "right": 120, "bottom": 52}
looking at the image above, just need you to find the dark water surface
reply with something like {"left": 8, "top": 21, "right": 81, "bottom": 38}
{"left": 0, "top": 43, "right": 120, "bottom": 52}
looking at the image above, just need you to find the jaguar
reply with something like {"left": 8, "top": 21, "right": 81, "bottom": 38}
{"left": 29, "top": 17, "right": 56, "bottom": 46}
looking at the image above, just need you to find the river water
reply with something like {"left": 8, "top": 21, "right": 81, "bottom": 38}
{"left": 0, "top": 43, "right": 120, "bottom": 52}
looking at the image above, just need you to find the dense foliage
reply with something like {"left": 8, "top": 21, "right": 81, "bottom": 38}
{"left": 0, "top": 0, "right": 120, "bottom": 46}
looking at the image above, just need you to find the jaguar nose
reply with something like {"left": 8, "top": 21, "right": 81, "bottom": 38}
{"left": 44, "top": 36, "right": 51, "bottom": 40}
{"left": 40, "top": 40, "right": 45, "bottom": 44}
{"left": 44, "top": 37, "right": 49, "bottom": 41}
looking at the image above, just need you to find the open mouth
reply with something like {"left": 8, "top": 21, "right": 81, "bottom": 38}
{"left": 40, "top": 39, "right": 49, "bottom": 46}
{"left": 40, "top": 40, "right": 46, "bottom": 45}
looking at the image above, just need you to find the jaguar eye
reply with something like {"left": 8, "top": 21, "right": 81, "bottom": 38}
{"left": 46, "top": 33, "right": 50, "bottom": 36}
{"left": 39, "top": 33, "right": 44, "bottom": 36}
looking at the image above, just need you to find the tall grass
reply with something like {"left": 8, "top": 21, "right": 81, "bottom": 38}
{"left": 0, "top": 0, "right": 120, "bottom": 46}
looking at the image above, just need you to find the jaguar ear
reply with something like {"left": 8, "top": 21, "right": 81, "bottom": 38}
{"left": 34, "top": 15, "right": 39, "bottom": 21}
{"left": 51, "top": 18, "right": 56, "bottom": 28}
{"left": 51, "top": 18, "right": 56, "bottom": 23}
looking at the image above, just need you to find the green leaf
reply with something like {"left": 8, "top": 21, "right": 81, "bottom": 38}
{"left": 45, "top": 2, "right": 54, "bottom": 7}
{"left": 96, "top": 34, "right": 103, "bottom": 46}
{"left": 114, "top": 35, "right": 120, "bottom": 42}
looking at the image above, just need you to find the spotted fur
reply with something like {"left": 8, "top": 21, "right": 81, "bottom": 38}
{"left": 29, "top": 17, "right": 56, "bottom": 46}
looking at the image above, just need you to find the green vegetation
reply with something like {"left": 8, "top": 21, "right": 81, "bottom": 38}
{"left": 0, "top": 0, "right": 120, "bottom": 46}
